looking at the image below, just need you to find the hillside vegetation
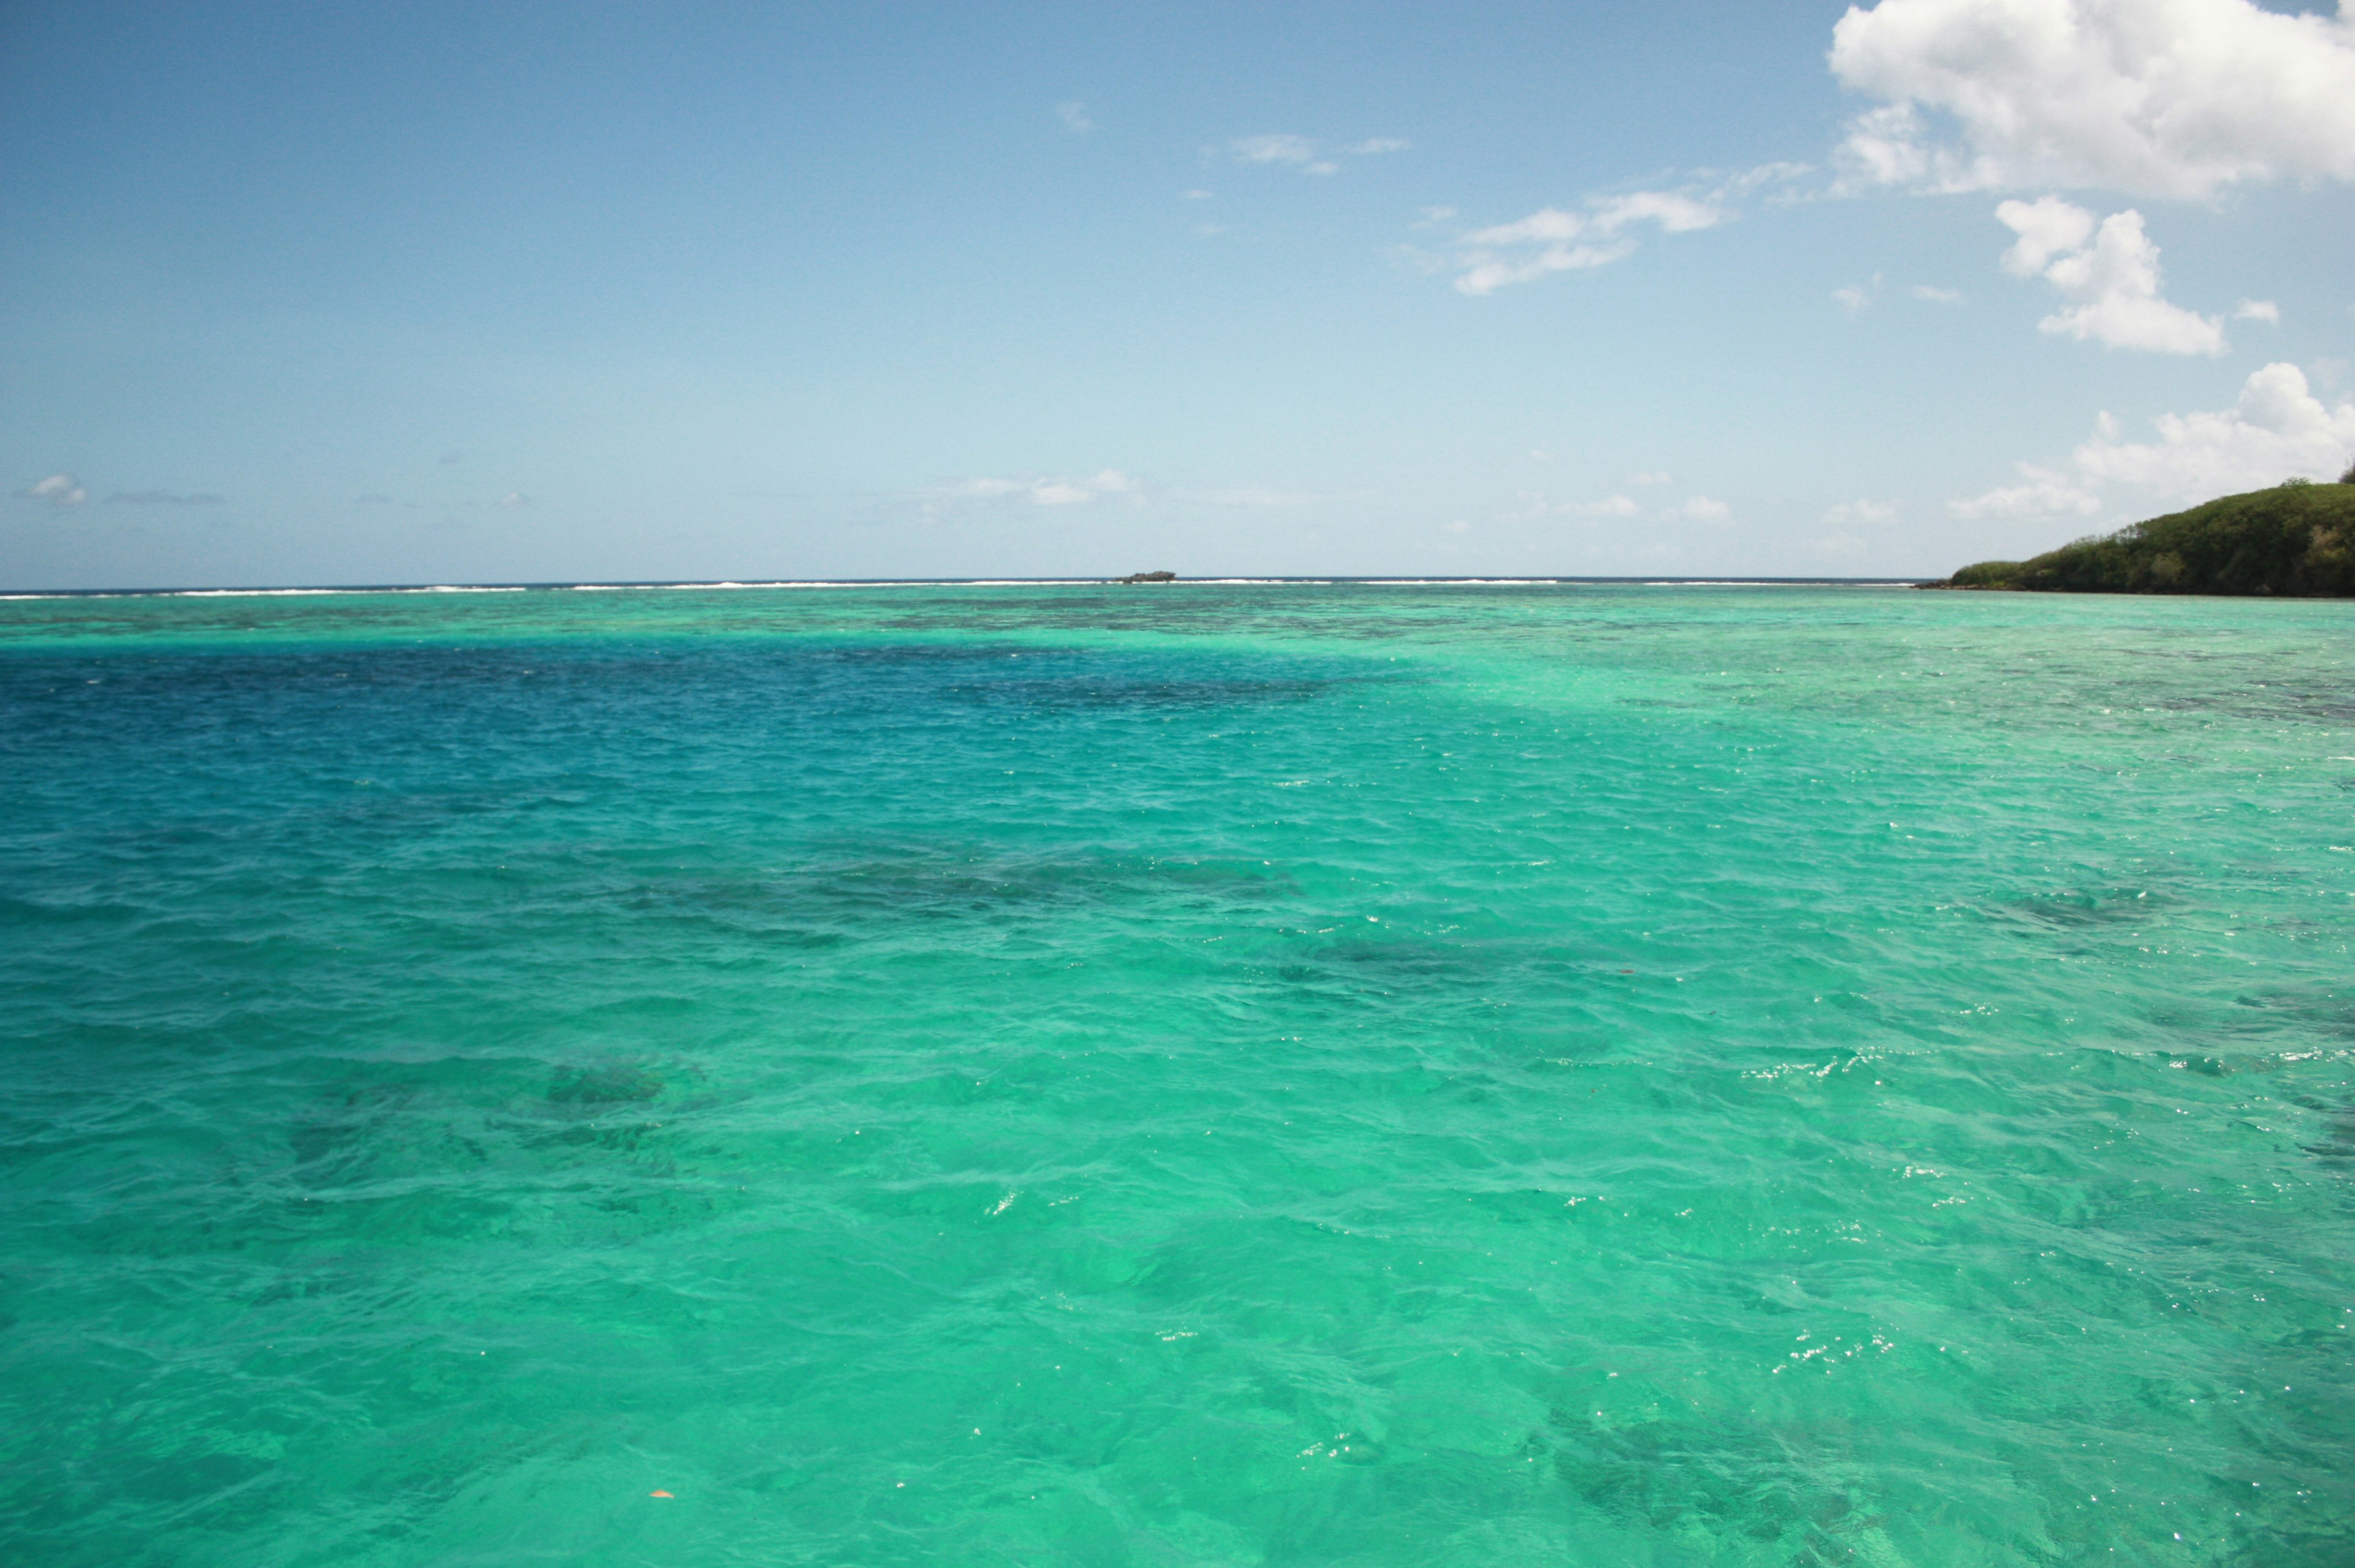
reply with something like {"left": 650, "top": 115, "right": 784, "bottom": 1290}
{"left": 1938, "top": 482, "right": 2355, "bottom": 596}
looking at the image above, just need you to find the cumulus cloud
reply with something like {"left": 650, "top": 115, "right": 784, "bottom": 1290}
{"left": 1953, "top": 362, "right": 2355, "bottom": 515}
{"left": 1825, "top": 498, "right": 1901, "bottom": 524}
{"left": 15, "top": 473, "right": 88, "bottom": 507}
{"left": 1995, "top": 198, "right": 2223, "bottom": 353}
{"left": 1949, "top": 465, "right": 2104, "bottom": 519}
{"left": 2231, "top": 298, "right": 2278, "bottom": 324}
{"left": 1829, "top": 0, "right": 2355, "bottom": 199}
{"left": 1566, "top": 494, "right": 1642, "bottom": 516}
{"left": 1055, "top": 101, "right": 1091, "bottom": 134}
{"left": 106, "top": 489, "right": 225, "bottom": 506}
{"left": 1681, "top": 495, "right": 1732, "bottom": 521}
{"left": 1451, "top": 166, "right": 1807, "bottom": 296}
{"left": 939, "top": 470, "right": 1144, "bottom": 507}
{"left": 2075, "top": 362, "right": 2355, "bottom": 500}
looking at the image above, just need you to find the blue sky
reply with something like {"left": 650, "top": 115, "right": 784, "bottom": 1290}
{"left": 5, "top": 0, "right": 2353, "bottom": 587}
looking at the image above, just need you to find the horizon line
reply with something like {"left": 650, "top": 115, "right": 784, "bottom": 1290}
{"left": 1, "top": 575, "right": 1930, "bottom": 600}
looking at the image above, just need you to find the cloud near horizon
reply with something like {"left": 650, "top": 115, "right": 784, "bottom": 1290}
{"left": 15, "top": 473, "right": 88, "bottom": 507}
{"left": 1953, "top": 362, "right": 2355, "bottom": 516}
{"left": 937, "top": 470, "right": 1144, "bottom": 508}
{"left": 1830, "top": 0, "right": 2355, "bottom": 199}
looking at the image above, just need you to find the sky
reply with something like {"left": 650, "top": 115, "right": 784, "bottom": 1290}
{"left": 4, "top": 0, "right": 2354, "bottom": 588}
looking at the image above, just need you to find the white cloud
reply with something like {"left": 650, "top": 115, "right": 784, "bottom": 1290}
{"left": 1825, "top": 498, "right": 1900, "bottom": 524}
{"left": 940, "top": 470, "right": 1143, "bottom": 508}
{"left": 2075, "top": 362, "right": 2355, "bottom": 500}
{"left": 1833, "top": 281, "right": 1875, "bottom": 314}
{"left": 1949, "top": 464, "right": 2104, "bottom": 519}
{"left": 1232, "top": 134, "right": 1318, "bottom": 166}
{"left": 1682, "top": 496, "right": 1732, "bottom": 521}
{"left": 1414, "top": 205, "right": 1457, "bottom": 228}
{"left": 1994, "top": 199, "right": 2223, "bottom": 354}
{"left": 1055, "top": 101, "right": 1091, "bottom": 134}
{"left": 15, "top": 473, "right": 87, "bottom": 507}
{"left": 1830, "top": 0, "right": 2355, "bottom": 199}
{"left": 1442, "top": 163, "right": 1809, "bottom": 296}
{"left": 1455, "top": 193, "right": 1719, "bottom": 296}
{"left": 1228, "top": 134, "right": 1405, "bottom": 175}
{"left": 106, "top": 489, "right": 224, "bottom": 506}
{"left": 1567, "top": 494, "right": 1642, "bottom": 516}
{"left": 1627, "top": 471, "right": 1674, "bottom": 486}
{"left": 1911, "top": 284, "right": 1965, "bottom": 304}
{"left": 1953, "top": 362, "right": 2355, "bottom": 516}
{"left": 496, "top": 491, "right": 532, "bottom": 508}
{"left": 1994, "top": 193, "right": 2094, "bottom": 277}
{"left": 2232, "top": 298, "right": 2278, "bottom": 324}
{"left": 1449, "top": 167, "right": 1812, "bottom": 296}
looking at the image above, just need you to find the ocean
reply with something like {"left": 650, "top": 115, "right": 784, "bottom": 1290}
{"left": 2, "top": 581, "right": 2351, "bottom": 1566}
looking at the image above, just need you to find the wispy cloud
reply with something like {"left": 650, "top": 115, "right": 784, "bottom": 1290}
{"left": 2233, "top": 299, "right": 2279, "bottom": 325}
{"left": 496, "top": 491, "right": 531, "bottom": 508}
{"left": 1449, "top": 165, "right": 1807, "bottom": 296}
{"left": 13, "top": 473, "right": 88, "bottom": 507}
{"left": 930, "top": 470, "right": 1144, "bottom": 508}
{"left": 1823, "top": 498, "right": 1899, "bottom": 526}
{"left": 1948, "top": 465, "right": 2102, "bottom": 521}
{"left": 1910, "top": 285, "right": 1964, "bottom": 306}
{"left": 1055, "top": 101, "right": 1091, "bottom": 134}
{"left": 106, "top": 489, "right": 224, "bottom": 506}
{"left": 1227, "top": 134, "right": 1408, "bottom": 177}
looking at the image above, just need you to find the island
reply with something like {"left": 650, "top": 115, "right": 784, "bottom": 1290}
{"left": 1116, "top": 570, "right": 1178, "bottom": 584}
{"left": 1928, "top": 473, "right": 2355, "bottom": 596}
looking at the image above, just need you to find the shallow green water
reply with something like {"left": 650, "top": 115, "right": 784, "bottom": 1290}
{"left": 3, "top": 583, "right": 2353, "bottom": 1567}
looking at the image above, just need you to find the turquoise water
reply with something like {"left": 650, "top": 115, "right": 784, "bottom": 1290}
{"left": 3, "top": 583, "right": 2353, "bottom": 1567}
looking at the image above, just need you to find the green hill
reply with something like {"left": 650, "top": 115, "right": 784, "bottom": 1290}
{"left": 1936, "top": 481, "right": 2355, "bottom": 597}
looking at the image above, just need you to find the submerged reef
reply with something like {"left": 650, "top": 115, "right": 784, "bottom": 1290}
{"left": 1932, "top": 480, "right": 2355, "bottom": 597}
